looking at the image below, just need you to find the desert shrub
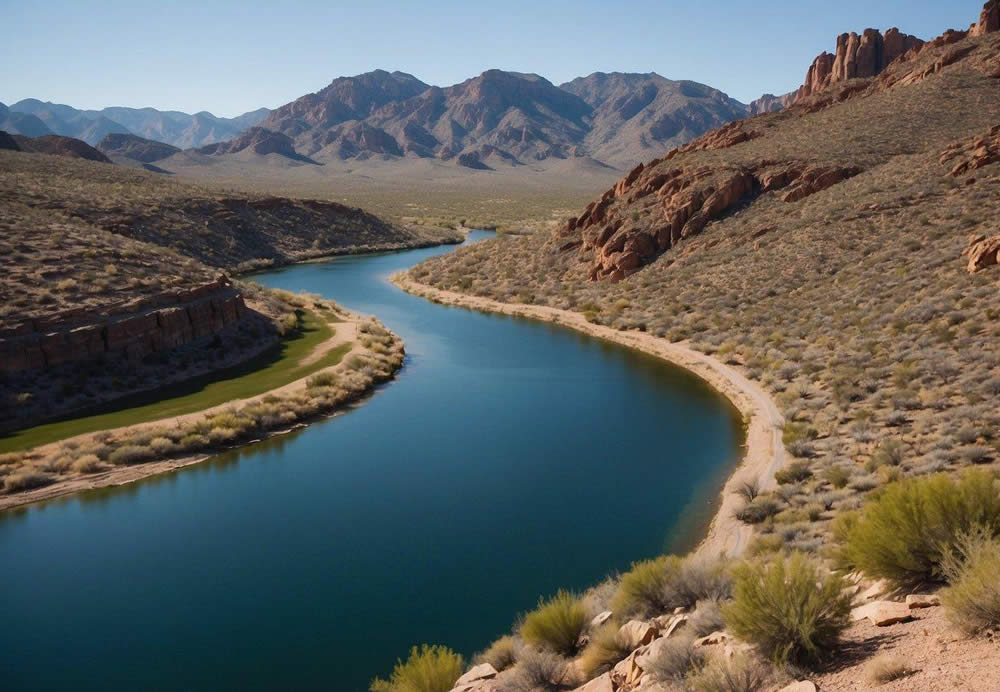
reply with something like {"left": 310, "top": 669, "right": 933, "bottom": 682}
{"left": 179, "top": 434, "right": 209, "bottom": 451}
{"left": 871, "top": 439, "right": 905, "bottom": 467}
{"left": 71, "top": 454, "right": 103, "bottom": 473}
{"left": 734, "top": 478, "right": 760, "bottom": 502}
{"left": 519, "top": 590, "right": 587, "bottom": 656}
{"left": 307, "top": 372, "right": 337, "bottom": 388}
{"left": 4, "top": 470, "right": 53, "bottom": 492}
{"left": 823, "top": 465, "right": 851, "bottom": 489}
{"left": 612, "top": 556, "right": 730, "bottom": 619}
{"left": 774, "top": 461, "right": 812, "bottom": 485}
{"left": 735, "top": 497, "right": 779, "bottom": 524}
{"left": 474, "top": 635, "right": 519, "bottom": 672}
{"left": 689, "top": 599, "right": 725, "bottom": 637}
{"left": 837, "top": 470, "right": 1000, "bottom": 588}
{"left": 579, "top": 622, "right": 632, "bottom": 678}
{"left": 503, "top": 649, "right": 567, "bottom": 692}
{"left": 723, "top": 553, "right": 851, "bottom": 665}
{"left": 644, "top": 636, "right": 705, "bottom": 683}
{"left": 686, "top": 653, "right": 774, "bottom": 692}
{"left": 149, "top": 437, "right": 176, "bottom": 455}
{"left": 865, "top": 654, "right": 911, "bottom": 685}
{"left": 940, "top": 528, "right": 1000, "bottom": 634}
{"left": 108, "top": 445, "right": 152, "bottom": 465}
{"left": 369, "top": 644, "right": 463, "bottom": 692}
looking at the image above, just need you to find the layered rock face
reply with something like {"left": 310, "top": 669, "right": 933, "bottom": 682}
{"left": 971, "top": 0, "right": 1000, "bottom": 37}
{"left": 561, "top": 159, "right": 859, "bottom": 281}
{"left": 795, "top": 28, "right": 924, "bottom": 102}
{"left": 940, "top": 123, "right": 1000, "bottom": 177}
{"left": 0, "top": 277, "right": 248, "bottom": 374}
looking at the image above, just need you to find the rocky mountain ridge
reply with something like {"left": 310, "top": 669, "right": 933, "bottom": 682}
{"left": 254, "top": 69, "right": 757, "bottom": 168}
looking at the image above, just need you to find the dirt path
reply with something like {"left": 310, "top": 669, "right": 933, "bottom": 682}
{"left": 0, "top": 316, "right": 363, "bottom": 512}
{"left": 392, "top": 274, "right": 786, "bottom": 559}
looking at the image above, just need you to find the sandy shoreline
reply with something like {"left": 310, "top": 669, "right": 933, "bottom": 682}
{"left": 392, "top": 273, "right": 786, "bottom": 559}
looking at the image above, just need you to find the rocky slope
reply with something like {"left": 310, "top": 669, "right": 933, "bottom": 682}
{"left": 97, "top": 133, "right": 180, "bottom": 163}
{"left": 196, "top": 126, "right": 314, "bottom": 162}
{"left": 2, "top": 99, "right": 271, "bottom": 147}
{"left": 561, "top": 73, "right": 748, "bottom": 166}
{"left": 12, "top": 134, "right": 111, "bottom": 162}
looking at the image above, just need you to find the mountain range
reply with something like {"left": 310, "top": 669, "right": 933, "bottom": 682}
{"left": 3, "top": 68, "right": 768, "bottom": 170}
{"left": 0, "top": 99, "right": 270, "bottom": 148}
{"left": 257, "top": 69, "right": 753, "bottom": 168}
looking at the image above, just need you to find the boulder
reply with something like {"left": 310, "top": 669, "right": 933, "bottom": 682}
{"left": 664, "top": 614, "right": 688, "bottom": 638}
{"left": 851, "top": 601, "right": 915, "bottom": 626}
{"left": 906, "top": 594, "right": 941, "bottom": 609}
{"left": 611, "top": 650, "right": 644, "bottom": 688}
{"left": 590, "top": 610, "right": 613, "bottom": 629}
{"left": 450, "top": 663, "right": 498, "bottom": 691}
{"left": 573, "top": 672, "right": 613, "bottom": 692}
{"left": 619, "top": 620, "right": 659, "bottom": 648}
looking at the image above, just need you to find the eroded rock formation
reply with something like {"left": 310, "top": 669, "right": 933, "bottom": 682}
{"left": 795, "top": 28, "right": 924, "bottom": 102}
{"left": 0, "top": 277, "right": 249, "bottom": 374}
{"left": 562, "top": 160, "right": 860, "bottom": 281}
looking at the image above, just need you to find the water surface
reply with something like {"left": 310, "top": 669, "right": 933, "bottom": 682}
{"left": 0, "top": 232, "right": 742, "bottom": 691}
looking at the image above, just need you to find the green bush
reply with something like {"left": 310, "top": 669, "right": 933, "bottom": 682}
{"left": 940, "top": 528, "right": 1000, "bottom": 634}
{"left": 369, "top": 645, "right": 463, "bottom": 692}
{"left": 612, "top": 556, "right": 730, "bottom": 619}
{"left": 579, "top": 622, "right": 632, "bottom": 678}
{"left": 837, "top": 470, "right": 1000, "bottom": 588}
{"left": 723, "top": 553, "right": 851, "bottom": 665}
{"left": 519, "top": 590, "right": 587, "bottom": 656}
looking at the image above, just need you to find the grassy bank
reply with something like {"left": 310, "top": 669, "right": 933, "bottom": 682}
{"left": 0, "top": 310, "right": 343, "bottom": 453}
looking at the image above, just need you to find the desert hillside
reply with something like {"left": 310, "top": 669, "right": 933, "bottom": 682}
{"left": 0, "top": 147, "right": 457, "bottom": 431}
{"left": 398, "top": 6, "right": 1000, "bottom": 691}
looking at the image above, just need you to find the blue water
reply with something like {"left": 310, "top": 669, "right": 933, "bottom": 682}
{"left": 0, "top": 232, "right": 742, "bottom": 691}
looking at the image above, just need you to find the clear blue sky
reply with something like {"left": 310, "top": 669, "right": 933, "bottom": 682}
{"left": 0, "top": 0, "right": 984, "bottom": 117}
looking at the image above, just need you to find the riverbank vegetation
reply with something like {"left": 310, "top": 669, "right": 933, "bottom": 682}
{"left": 0, "top": 313, "right": 404, "bottom": 501}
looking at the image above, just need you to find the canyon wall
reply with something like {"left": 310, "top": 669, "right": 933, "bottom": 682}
{"left": 0, "top": 277, "right": 248, "bottom": 374}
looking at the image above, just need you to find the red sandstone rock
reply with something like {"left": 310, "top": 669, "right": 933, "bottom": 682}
{"left": 965, "top": 235, "right": 1000, "bottom": 273}
{"left": 971, "top": 0, "right": 1000, "bottom": 37}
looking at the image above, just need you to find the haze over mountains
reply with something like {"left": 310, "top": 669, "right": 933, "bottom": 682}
{"left": 0, "top": 99, "right": 270, "bottom": 148}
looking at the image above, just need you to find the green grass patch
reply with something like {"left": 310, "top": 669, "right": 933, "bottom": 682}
{"left": 0, "top": 311, "right": 349, "bottom": 453}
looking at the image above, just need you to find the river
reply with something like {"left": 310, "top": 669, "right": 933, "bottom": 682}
{"left": 0, "top": 231, "right": 742, "bottom": 691}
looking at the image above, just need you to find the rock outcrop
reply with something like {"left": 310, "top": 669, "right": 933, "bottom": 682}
{"left": 0, "top": 277, "right": 249, "bottom": 374}
{"left": 971, "top": 0, "right": 1000, "bottom": 37}
{"left": 794, "top": 27, "right": 924, "bottom": 102}
{"left": 561, "top": 159, "right": 860, "bottom": 281}
{"left": 964, "top": 234, "right": 1000, "bottom": 273}
{"left": 940, "top": 124, "right": 1000, "bottom": 176}
{"left": 747, "top": 91, "right": 796, "bottom": 115}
